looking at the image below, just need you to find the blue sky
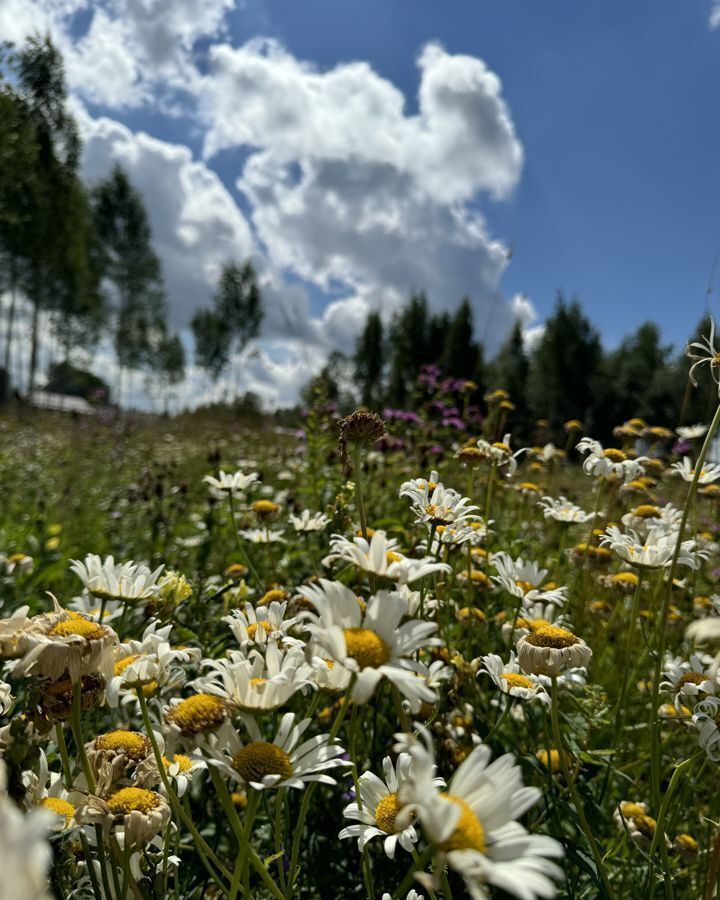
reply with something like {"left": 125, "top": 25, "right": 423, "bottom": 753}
{"left": 230, "top": 0, "right": 720, "bottom": 348}
{"left": 2, "top": 0, "right": 720, "bottom": 405}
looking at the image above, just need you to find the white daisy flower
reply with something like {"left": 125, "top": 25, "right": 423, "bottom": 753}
{"left": 205, "top": 712, "right": 348, "bottom": 791}
{"left": 222, "top": 600, "right": 302, "bottom": 650}
{"left": 69, "top": 554, "right": 164, "bottom": 603}
{"left": 323, "top": 531, "right": 449, "bottom": 584}
{"left": 490, "top": 552, "right": 549, "bottom": 598}
{"left": 479, "top": 653, "right": 550, "bottom": 704}
{"left": 300, "top": 579, "right": 441, "bottom": 712}
{"left": 397, "top": 729, "right": 564, "bottom": 900}
{"left": 577, "top": 438, "right": 646, "bottom": 482}
{"left": 661, "top": 652, "right": 718, "bottom": 709}
{"left": 0, "top": 761, "right": 53, "bottom": 900}
{"left": 475, "top": 433, "right": 527, "bottom": 475}
{"left": 399, "top": 474, "right": 481, "bottom": 528}
{"left": 670, "top": 456, "right": 720, "bottom": 484}
{"left": 537, "top": 496, "right": 593, "bottom": 524}
{"left": 193, "top": 642, "right": 315, "bottom": 714}
{"left": 289, "top": 510, "right": 331, "bottom": 533}
{"left": 677, "top": 423, "right": 708, "bottom": 440}
{"left": 238, "top": 528, "right": 286, "bottom": 544}
{"left": 599, "top": 525, "right": 705, "bottom": 570}
{"left": 340, "top": 753, "right": 442, "bottom": 858}
{"left": 203, "top": 469, "right": 259, "bottom": 496}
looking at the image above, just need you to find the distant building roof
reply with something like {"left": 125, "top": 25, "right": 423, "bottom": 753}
{"left": 29, "top": 391, "right": 96, "bottom": 415}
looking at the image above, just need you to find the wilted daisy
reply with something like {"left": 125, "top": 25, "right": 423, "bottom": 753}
{"left": 397, "top": 729, "right": 563, "bottom": 899}
{"left": 670, "top": 456, "right": 720, "bottom": 484}
{"left": 613, "top": 800, "right": 663, "bottom": 850}
{"left": 203, "top": 469, "right": 259, "bottom": 496}
{"left": 323, "top": 531, "right": 449, "bottom": 584}
{"left": 301, "top": 580, "right": 441, "bottom": 711}
{"left": 205, "top": 712, "right": 347, "bottom": 791}
{"left": 577, "top": 438, "right": 646, "bottom": 482}
{"left": 23, "top": 751, "right": 81, "bottom": 832}
{"left": 537, "top": 496, "right": 593, "bottom": 524}
{"left": 479, "top": 653, "right": 549, "bottom": 704}
{"left": 340, "top": 753, "right": 442, "bottom": 858}
{"left": 476, "top": 433, "right": 526, "bottom": 475}
{"left": 87, "top": 729, "right": 152, "bottom": 792}
{"left": 69, "top": 554, "right": 164, "bottom": 604}
{"left": 517, "top": 625, "right": 592, "bottom": 677}
{"left": 692, "top": 697, "right": 720, "bottom": 759}
{"left": 599, "top": 525, "right": 705, "bottom": 570}
{"left": 289, "top": 510, "right": 331, "bottom": 533}
{"left": 687, "top": 316, "right": 720, "bottom": 393}
{"left": 499, "top": 597, "right": 568, "bottom": 645}
{"left": 11, "top": 601, "right": 119, "bottom": 683}
{"left": 135, "top": 731, "right": 205, "bottom": 798}
{"left": 77, "top": 786, "right": 171, "bottom": 847}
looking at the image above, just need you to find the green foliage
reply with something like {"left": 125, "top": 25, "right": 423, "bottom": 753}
{"left": 45, "top": 360, "right": 111, "bottom": 403}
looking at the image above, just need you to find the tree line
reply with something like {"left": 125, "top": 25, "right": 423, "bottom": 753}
{"left": 0, "top": 34, "right": 262, "bottom": 408}
{"left": 307, "top": 292, "right": 715, "bottom": 442}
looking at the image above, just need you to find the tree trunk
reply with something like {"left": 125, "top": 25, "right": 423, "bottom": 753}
{"left": 28, "top": 300, "right": 40, "bottom": 396}
{"left": 4, "top": 257, "right": 17, "bottom": 376}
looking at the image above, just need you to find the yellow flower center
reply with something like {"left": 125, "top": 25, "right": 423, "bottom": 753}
{"left": 502, "top": 673, "right": 535, "bottom": 691}
{"left": 536, "top": 749, "right": 562, "bottom": 773}
{"left": 525, "top": 625, "right": 579, "bottom": 648}
{"left": 166, "top": 693, "right": 227, "bottom": 734}
{"left": 492, "top": 442, "right": 511, "bottom": 454}
{"left": 163, "top": 754, "right": 193, "bottom": 773}
{"left": 258, "top": 588, "right": 287, "bottom": 605}
{"left": 514, "top": 579, "right": 535, "bottom": 594}
{"left": 50, "top": 619, "right": 104, "bottom": 641}
{"left": 612, "top": 572, "right": 638, "bottom": 587}
{"left": 9, "top": 553, "right": 26, "bottom": 563}
{"left": 521, "top": 618, "right": 551, "bottom": 632}
{"left": 374, "top": 792, "right": 401, "bottom": 833}
{"left": 386, "top": 551, "right": 403, "bottom": 564}
{"left": 95, "top": 730, "right": 150, "bottom": 760}
{"left": 603, "top": 448, "right": 627, "bottom": 462}
{"left": 632, "top": 505, "right": 660, "bottom": 519}
{"left": 620, "top": 802, "right": 647, "bottom": 819}
{"left": 107, "top": 787, "right": 160, "bottom": 815}
{"left": 677, "top": 671, "right": 707, "bottom": 688}
{"left": 246, "top": 621, "right": 270, "bottom": 641}
{"left": 437, "top": 795, "right": 486, "bottom": 854}
{"left": 114, "top": 653, "right": 142, "bottom": 676}
{"left": 41, "top": 796, "right": 76, "bottom": 823}
{"left": 232, "top": 741, "right": 293, "bottom": 783}
{"left": 676, "top": 833, "right": 699, "bottom": 852}
{"left": 253, "top": 500, "right": 279, "bottom": 515}
{"left": 343, "top": 628, "right": 391, "bottom": 668}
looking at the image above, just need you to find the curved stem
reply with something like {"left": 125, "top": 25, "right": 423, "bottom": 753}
{"left": 353, "top": 443, "right": 369, "bottom": 541}
{"left": 612, "top": 571, "right": 643, "bottom": 743}
{"left": 649, "top": 400, "right": 720, "bottom": 811}
{"left": 550, "top": 677, "right": 616, "bottom": 899}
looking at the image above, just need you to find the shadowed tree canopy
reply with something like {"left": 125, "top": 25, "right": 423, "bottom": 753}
{"left": 354, "top": 309, "right": 384, "bottom": 408}
{"left": 91, "top": 164, "right": 166, "bottom": 375}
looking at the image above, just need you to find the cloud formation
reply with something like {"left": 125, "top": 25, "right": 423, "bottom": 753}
{"left": 2, "top": 2, "right": 535, "bottom": 408}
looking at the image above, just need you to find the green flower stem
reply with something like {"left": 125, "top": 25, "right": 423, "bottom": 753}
{"left": 348, "top": 704, "right": 375, "bottom": 900}
{"left": 273, "top": 789, "right": 288, "bottom": 892}
{"left": 649, "top": 400, "right": 720, "bottom": 813}
{"left": 54, "top": 722, "right": 74, "bottom": 791}
{"left": 549, "top": 677, "right": 616, "bottom": 900}
{"left": 612, "top": 571, "right": 643, "bottom": 744}
{"left": 227, "top": 492, "right": 261, "bottom": 585}
{"left": 392, "top": 845, "right": 433, "bottom": 900}
{"left": 136, "top": 689, "right": 232, "bottom": 892}
{"left": 646, "top": 753, "right": 700, "bottom": 891}
{"left": 286, "top": 685, "right": 354, "bottom": 897}
{"left": 353, "top": 443, "right": 369, "bottom": 541}
{"left": 483, "top": 460, "right": 498, "bottom": 533}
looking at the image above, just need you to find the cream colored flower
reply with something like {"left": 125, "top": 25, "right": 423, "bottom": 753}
{"left": 517, "top": 626, "right": 592, "bottom": 677}
{"left": 77, "top": 786, "right": 171, "bottom": 846}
